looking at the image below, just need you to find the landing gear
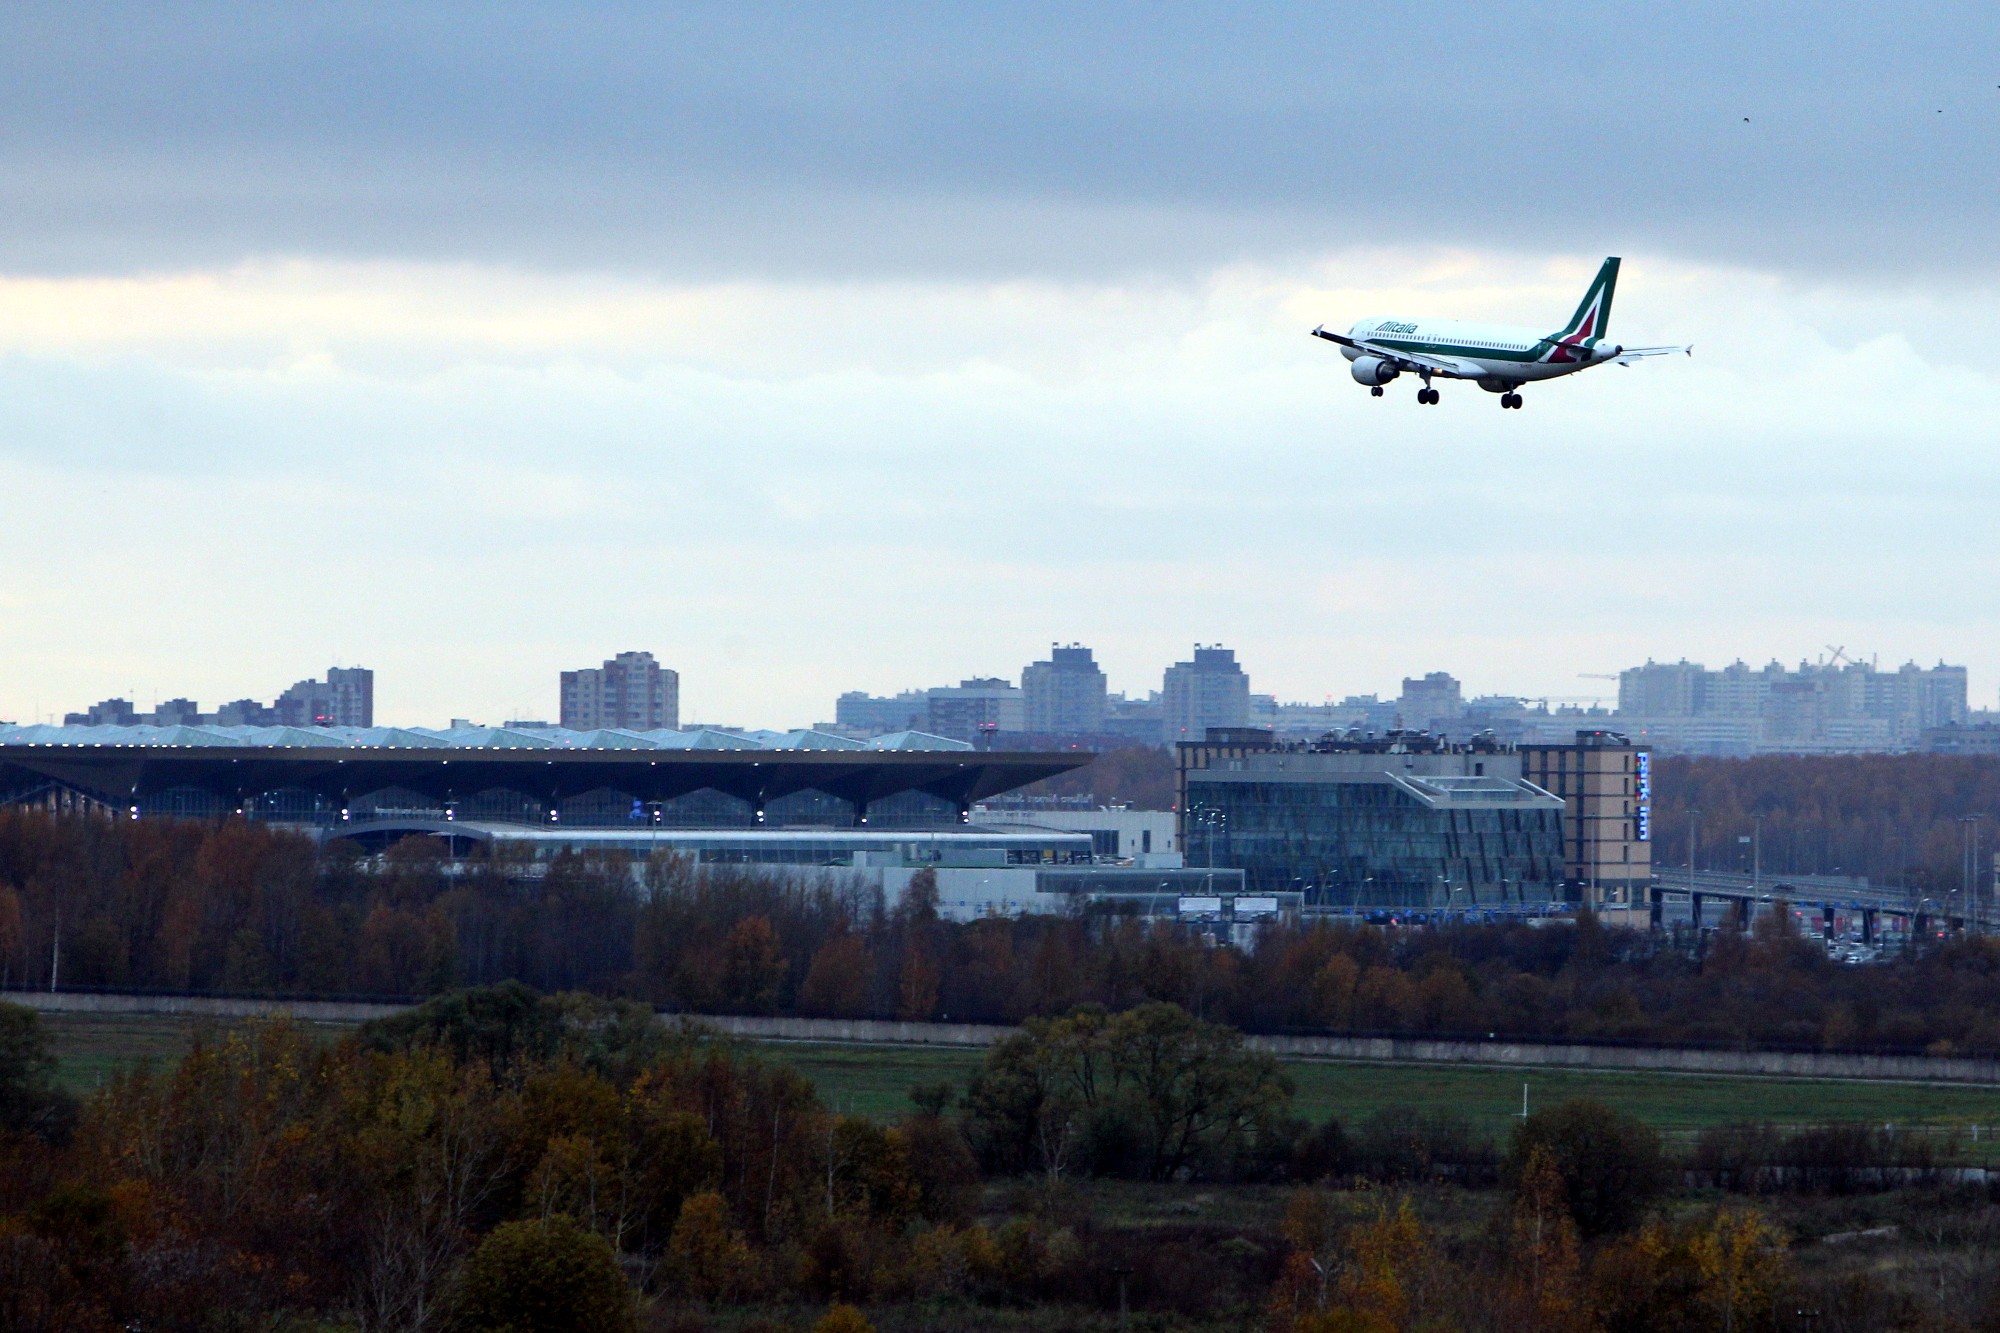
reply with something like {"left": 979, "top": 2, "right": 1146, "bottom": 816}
{"left": 1500, "top": 392, "right": 1522, "bottom": 410}
{"left": 1417, "top": 386, "right": 1439, "bottom": 405}
{"left": 1370, "top": 385, "right": 1383, "bottom": 397}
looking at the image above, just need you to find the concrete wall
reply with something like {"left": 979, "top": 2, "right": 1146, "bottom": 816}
{"left": 10, "top": 990, "right": 2000, "bottom": 1085}
{"left": 1239, "top": 1032, "right": 2000, "bottom": 1085}
{"left": 7, "top": 990, "right": 405, "bottom": 1024}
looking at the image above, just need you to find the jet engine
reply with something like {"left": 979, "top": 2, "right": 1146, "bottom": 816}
{"left": 1350, "top": 355, "right": 1399, "bottom": 386}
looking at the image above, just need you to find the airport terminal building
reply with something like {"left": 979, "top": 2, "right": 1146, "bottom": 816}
{"left": 0, "top": 722, "right": 1255, "bottom": 924}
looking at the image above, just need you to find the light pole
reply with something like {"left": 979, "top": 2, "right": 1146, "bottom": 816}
{"left": 1961, "top": 815, "right": 1984, "bottom": 935}
{"left": 1752, "top": 813, "right": 1764, "bottom": 894}
{"left": 1688, "top": 808, "right": 1702, "bottom": 894}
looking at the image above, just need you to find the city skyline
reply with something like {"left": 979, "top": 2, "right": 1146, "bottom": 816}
{"left": 26, "top": 643, "right": 1993, "bottom": 740}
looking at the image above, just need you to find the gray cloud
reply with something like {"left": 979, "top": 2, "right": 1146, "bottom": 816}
{"left": 2, "top": 3, "right": 1996, "bottom": 279}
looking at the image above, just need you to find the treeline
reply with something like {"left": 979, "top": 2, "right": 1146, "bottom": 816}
{"left": 1653, "top": 752, "right": 2000, "bottom": 890}
{"left": 1005, "top": 742, "right": 1176, "bottom": 809}
{"left": 20, "top": 808, "right": 2000, "bottom": 1052}
{"left": 7, "top": 986, "right": 1994, "bottom": 1330}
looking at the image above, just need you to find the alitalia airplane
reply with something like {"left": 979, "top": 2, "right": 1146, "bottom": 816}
{"left": 1313, "top": 257, "right": 1689, "bottom": 408}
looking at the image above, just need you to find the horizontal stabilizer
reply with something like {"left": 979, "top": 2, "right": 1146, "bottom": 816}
{"left": 1614, "top": 344, "right": 1692, "bottom": 365}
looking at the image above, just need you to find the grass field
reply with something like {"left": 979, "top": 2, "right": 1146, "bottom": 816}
{"left": 37, "top": 1013, "right": 2000, "bottom": 1151}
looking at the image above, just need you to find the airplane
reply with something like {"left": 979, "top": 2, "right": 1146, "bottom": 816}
{"left": 1312, "top": 257, "right": 1689, "bottom": 409}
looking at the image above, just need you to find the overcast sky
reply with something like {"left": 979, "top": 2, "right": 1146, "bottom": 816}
{"left": 4, "top": 3, "right": 1999, "bottom": 726}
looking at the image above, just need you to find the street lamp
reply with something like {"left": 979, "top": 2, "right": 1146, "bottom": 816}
{"left": 1752, "top": 813, "right": 1764, "bottom": 893}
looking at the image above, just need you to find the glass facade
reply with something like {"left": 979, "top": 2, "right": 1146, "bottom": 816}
{"left": 1185, "top": 776, "right": 1563, "bottom": 909}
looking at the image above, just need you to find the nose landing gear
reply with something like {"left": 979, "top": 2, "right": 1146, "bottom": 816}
{"left": 1370, "top": 385, "right": 1384, "bottom": 397}
{"left": 1500, "top": 392, "right": 1523, "bottom": 410}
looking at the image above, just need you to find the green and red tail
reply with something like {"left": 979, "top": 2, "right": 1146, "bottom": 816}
{"left": 1542, "top": 257, "right": 1620, "bottom": 363}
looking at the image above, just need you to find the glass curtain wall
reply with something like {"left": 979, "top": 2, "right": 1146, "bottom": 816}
{"left": 1186, "top": 779, "right": 1562, "bottom": 908}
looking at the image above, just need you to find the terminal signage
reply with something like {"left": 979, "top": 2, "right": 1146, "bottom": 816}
{"left": 1234, "top": 896, "right": 1281, "bottom": 917}
{"left": 1177, "top": 896, "right": 1224, "bottom": 917}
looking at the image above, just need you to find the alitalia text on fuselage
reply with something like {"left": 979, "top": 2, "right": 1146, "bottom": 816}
{"left": 1312, "top": 257, "right": 1689, "bottom": 409}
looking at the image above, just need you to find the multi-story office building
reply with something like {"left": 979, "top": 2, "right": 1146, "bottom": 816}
{"left": 925, "top": 678, "right": 1024, "bottom": 740}
{"left": 1021, "top": 645, "right": 1108, "bottom": 735}
{"left": 1518, "top": 730, "right": 1652, "bottom": 912}
{"left": 1162, "top": 646, "right": 1250, "bottom": 743}
{"left": 1176, "top": 729, "right": 1565, "bottom": 910}
{"left": 560, "top": 652, "right": 678, "bottom": 731}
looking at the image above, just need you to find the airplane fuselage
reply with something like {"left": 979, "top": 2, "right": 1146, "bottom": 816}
{"left": 1339, "top": 317, "right": 1618, "bottom": 390}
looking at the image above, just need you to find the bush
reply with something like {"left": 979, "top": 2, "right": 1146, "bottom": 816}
{"left": 1354, "top": 1105, "right": 1496, "bottom": 1184}
{"left": 451, "top": 1216, "right": 636, "bottom": 1333}
{"left": 1291, "top": 1116, "right": 1357, "bottom": 1182}
{"left": 1691, "top": 1120, "right": 1960, "bottom": 1195}
{"left": 0, "top": 1003, "right": 77, "bottom": 1143}
{"left": 1504, "top": 1098, "right": 1668, "bottom": 1237}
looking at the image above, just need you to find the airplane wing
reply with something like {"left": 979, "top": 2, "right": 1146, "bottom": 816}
{"left": 1614, "top": 344, "right": 1693, "bottom": 365}
{"left": 1311, "top": 326, "right": 1478, "bottom": 376}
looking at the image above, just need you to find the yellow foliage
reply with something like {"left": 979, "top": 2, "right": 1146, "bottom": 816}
{"left": 1505, "top": 1145, "right": 1588, "bottom": 1332}
{"left": 811, "top": 1304, "right": 875, "bottom": 1333}
{"left": 1686, "top": 1207, "right": 1787, "bottom": 1333}
{"left": 906, "top": 1223, "right": 997, "bottom": 1298}
{"left": 668, "top": 1190, "right": 758, "bottom": 1303}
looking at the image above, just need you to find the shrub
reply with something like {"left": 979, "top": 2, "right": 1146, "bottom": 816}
{"left": 451, "top": 1215, "right": 635, "bottom": 1333}
{"left": 0, "top": 1003, "right": 77, "bottom": 1143}
{"left": 1354, "top": 1105, "right": 1495, "bottom": 1184}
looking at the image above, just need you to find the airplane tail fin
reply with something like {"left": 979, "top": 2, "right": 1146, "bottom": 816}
{"left": 1547, "top": 257, "right": 1619, "bottom": 350}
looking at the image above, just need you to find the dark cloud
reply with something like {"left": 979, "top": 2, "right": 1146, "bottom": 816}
{"left": 1, "top": 2, "right": 1995, "bottom": 279}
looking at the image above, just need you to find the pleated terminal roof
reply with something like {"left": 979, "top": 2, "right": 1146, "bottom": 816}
{"left": 0, "top": 723, "right": 974, "bottom": 753}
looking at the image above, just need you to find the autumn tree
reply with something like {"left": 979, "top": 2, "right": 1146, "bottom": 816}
{"left": 961, "top": 1001, "right": 1290, "bottom": 1179}
{"left": 1503, "top": 1146, "right": 1588, "bottom": 1332}
{"left": 799, "top": 931, "right": 873, "bottom": 1017}
{"left": 722, "top": 915, "right": 788, "bottom": 1014}
{"left": 1506, "top": 1098, "right": 1669, "bottom": 1238}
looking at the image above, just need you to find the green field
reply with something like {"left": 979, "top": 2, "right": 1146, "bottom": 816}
{"left": 37, "top": 1013, "right": 2000, "bottom": 1150}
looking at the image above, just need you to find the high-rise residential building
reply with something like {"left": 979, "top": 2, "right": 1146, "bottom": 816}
{"left": 560, "top": 651, "right": 678, "bottom": 731}
{"left": 1102, "top": 691, "right": 1165, "bottom": 746}
{"left": 1161, "top": 645, "right": 1250, "bottom": 742}
{"left": 1615, "top": 656, "right": 1968, "bottom": 753}
{"left": 63, "top": 698, "right": 139, "bottom": 726}
{"left": 1618, "top": 660, "right": 1706, "bottom": 717}
{"left": 835, "top": 690, "right": 930, "bottom": 735}
{"left": 925, "top": 678, "right": 1024, "bottom": 740}
{"left": 1397, "top": 672, "right": 1465, "bottom": 734}
{"left": 1021, "top": 644, "right": 1108, "bottom": 735}
{"left": 276, "top": 666, "right": 375, "bottom": 728}
{"left": 214, "top": 699, "right": 277, "bottom": 727}
{"left": 152, "top": 698, "right": 204, "bottom": 727}
{"left": 327, "top": 667, "right": 374, "bottom": 728}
